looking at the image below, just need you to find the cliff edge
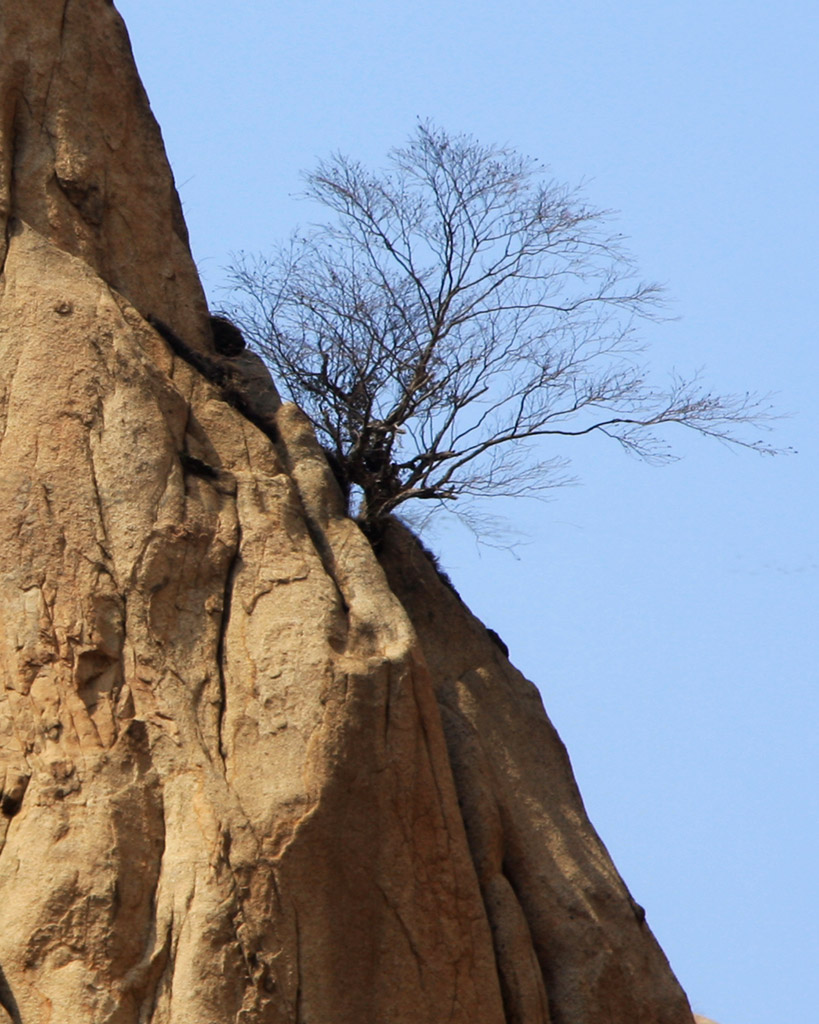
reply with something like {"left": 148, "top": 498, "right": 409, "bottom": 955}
{"left": 0, "top": 3, "right": 696, "bottom": 1022}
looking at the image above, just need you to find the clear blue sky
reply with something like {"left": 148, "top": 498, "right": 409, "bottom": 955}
{"left": 115, "top": 3, "right": 818, "bottom": 1021}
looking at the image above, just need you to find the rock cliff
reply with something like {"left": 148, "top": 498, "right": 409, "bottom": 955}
{"left": 0, "top": 3, "right": 699, "bottom": 1023}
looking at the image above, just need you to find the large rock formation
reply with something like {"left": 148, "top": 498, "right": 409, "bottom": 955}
{"left": 0, "top": 3, "right": 698, "bottom": 1022}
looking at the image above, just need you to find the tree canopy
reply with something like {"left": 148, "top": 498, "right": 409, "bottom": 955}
{"left": 228, "top": 123, "right": 776, "bottom": 533}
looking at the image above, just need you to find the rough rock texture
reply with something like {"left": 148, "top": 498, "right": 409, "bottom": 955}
{"left": 0, "top": 3, "right": 697, "bottom": 1023}
{"left": 0, "top": 0, "right": 206, "bottom": 345}
{"left": 379, "top": 526, "right": 696, "bottom": 1024}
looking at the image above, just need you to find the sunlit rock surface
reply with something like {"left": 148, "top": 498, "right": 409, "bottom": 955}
{"left": 0, "top": 2, "right": 697, "bottom": 1022}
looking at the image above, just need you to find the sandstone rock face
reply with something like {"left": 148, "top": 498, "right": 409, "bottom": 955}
{"left": 379, "top": 526, "right": 696, "bottom": 1024}
{"left": 0, "top": 3, "right": 697, "bottom": 1023}
{"left": 0, "top": 0, "right": 207, "bottom": 345}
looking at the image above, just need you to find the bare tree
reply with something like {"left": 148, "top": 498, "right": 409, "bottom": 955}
{"left": 228, "top": 123, "right": 776, "bottom": 532}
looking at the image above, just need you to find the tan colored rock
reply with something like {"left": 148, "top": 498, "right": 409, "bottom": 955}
{"left": 0, "top": 0, "right": 208, "bottom": 346}
{"left": 0, "top": 2, "right": 700, "bottom": 1023}
{"left": 379, "top": 525, "right": 694, "bottom": 1023}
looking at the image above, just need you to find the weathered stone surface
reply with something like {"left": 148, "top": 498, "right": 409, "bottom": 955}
{"left": 379, "top": 526, "right": 694, "bottom": 1024}
{"left": 0, "top": 2, "right": 699, "bottom": 1023}
{"left": 0, "top": 0, "right": 207, "bottom": 346}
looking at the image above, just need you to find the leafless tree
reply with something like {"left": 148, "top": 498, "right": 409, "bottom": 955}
{"left": 228, "top": 123, "right": 777, "bottom": 532}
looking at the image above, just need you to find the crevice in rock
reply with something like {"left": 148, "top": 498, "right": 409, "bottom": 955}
{"left": 0, "top": 100, "right": 21, "bottom": 277}
{"left": 293, "top": 513, "right": 350, "bottom": 621}
{"left": 375, "top": 881, "right": 424, "bottom": 979}
{"left": 0, "top": 217, "right": 10, "bottom": 279}
{"left": 59, "top": 0, "right": 71, "bottom": 42}
{"left": 216, "top": 521, "right": 242, "bottom": 769}
{"left": 0, "top": 962, "right": 23, "bottom": 1024}
{"left": 118, "top": 790, "right": 172, "bottom": 1023}
{"left": 218, "top": 829, "right": 261, "bottom": 1003}
{"left": 269, "top": 434, "right": 353, "bottom": 627}
{"left": 293, "top": 908, "right": 303, "bottom": 1024}
{"left": 494, "top": 860, "right": 554, "bottom": 1024}
{"left": 123, "top": 909, "right": 174, "bottom": 1024}
{"left": 86, "top": 441, "right": 114, "bottom": 558}
{"left": 179, "top": 451, "right": 219, "bottom": 481}
{"left": 141, "top": 924, "right": 173, "bottom": 1024}
{"left": 146, "top": 315, "right": 280, "bottom": 444}
{"left": 145, "top": 316, "right": 352, "bottom": 626}
{"left": 0, "top": 772, "right": 30, "bottom": 821}
{"left": 54, "top": 174, "right": 104, "bottom": 228}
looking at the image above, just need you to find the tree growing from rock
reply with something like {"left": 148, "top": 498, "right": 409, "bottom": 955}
{"left": 229, "top": 123, "right": 776, "bottom": 532}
